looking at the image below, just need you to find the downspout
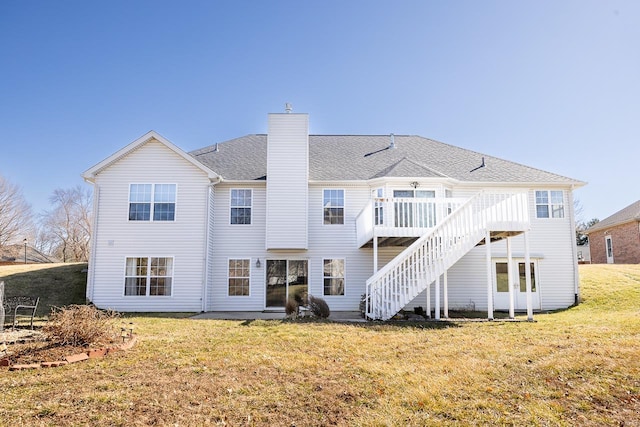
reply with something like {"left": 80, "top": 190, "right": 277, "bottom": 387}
{"left": 201, "top": 176, "right": 223, "bottom": 312}
{"left": 567, "top": 186, "right": 580, "bottom": 304}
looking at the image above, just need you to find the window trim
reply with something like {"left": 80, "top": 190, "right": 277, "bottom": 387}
{"left": 322, "top": 257, "right": 346, "bottom": 297}
{"left": 229, "top": 188, "right": 253, "bottom": 225}
{"left": 227, "top": 258, "right": 252, "bottom": 297}
{"left": 128, "top": 183, "right": 177, "bottom": 222}
{"left": 322, "top": 188, "right": 345, "bottom": 226}
{"left": 535, "top": 190, "right": 565, "bottom": 219}
{"left": 123, "top": 256, "right": 174, "bottom": 297}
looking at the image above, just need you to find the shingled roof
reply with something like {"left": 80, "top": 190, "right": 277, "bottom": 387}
{"left": 190, "top": 134, "right": 584, "bottom": 185}
{"left": 586, "top": 200, "right": 640, "bottom": 233}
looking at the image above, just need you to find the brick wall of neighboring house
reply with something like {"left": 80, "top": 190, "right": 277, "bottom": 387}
{"left": 589, "top": 221, "right": 640, "bottom": 264}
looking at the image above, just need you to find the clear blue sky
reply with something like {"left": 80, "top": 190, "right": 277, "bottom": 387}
{"left": 1, "top": 0, "right": 638, "bottom": 222}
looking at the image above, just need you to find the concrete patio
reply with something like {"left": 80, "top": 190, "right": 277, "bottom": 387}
{"left": 191, "top": 311, "right": 366, "bottom": 322}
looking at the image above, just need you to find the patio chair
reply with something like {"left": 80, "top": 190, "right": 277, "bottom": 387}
{"left": 3, "top": 296, "right": 39, "bottom": 329}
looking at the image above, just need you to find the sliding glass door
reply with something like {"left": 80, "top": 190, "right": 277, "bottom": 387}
{"left": 265, "top": 260, "right": 308, "bottom": 308}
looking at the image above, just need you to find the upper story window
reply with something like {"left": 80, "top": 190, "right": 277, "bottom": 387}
{"left": 124, "top": 256, "right": 173, "bottom": 296}
{"left": 129, "top": 184, "right": 176, "bottom": 221}
{"left": 535, "top": 190, "right": 564, "bottom": 218}
{"left": 323, "top": 189, "right": 344, "bottom": 225}
{"left": 230, "top": 189, "right": 252, "bottom": 224}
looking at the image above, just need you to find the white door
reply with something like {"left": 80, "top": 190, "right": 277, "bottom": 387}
{"left": 493, "top": 260, "right": 540, "bottom": 311}
{"left": 605, "top": 235, "right": 614, "bottom": 264}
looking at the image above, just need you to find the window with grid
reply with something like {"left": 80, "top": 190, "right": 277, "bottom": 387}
{"left": 230, "top": 189, "right": 252, "bottom": 224}
{"left": 323, "top": 258, "right": 345, "bottom": 296}
{"left": 129, "top": 184, "right": 176, "bottom": 221}
{"left": 124, "top": 257, "right": 173, "bottom": 296}
{"left": 323, "top": 189, "right": 344, "bottom": 225}
{"left": 535, "top": 190, "right": 564, "bottom": 218}
{"left": 228, "top": 259, "right": 250, "bottom": 296}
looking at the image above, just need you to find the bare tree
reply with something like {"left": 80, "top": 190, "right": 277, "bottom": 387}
{"left": 40, "top": 186, "right": 92, "bottom": 262}
{"left": 0, "top": 174, "right": 34, "bottom": 247}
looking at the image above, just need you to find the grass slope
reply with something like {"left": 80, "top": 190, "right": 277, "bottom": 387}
{"left": 1, "top": 264, "right": 639, "bottom": 426}
{"left": 1, "top": 263, "right": 87, "bottom": 318}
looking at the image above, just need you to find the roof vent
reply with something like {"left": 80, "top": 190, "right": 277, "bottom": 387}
{"left": 389, "top": 133, "right": 396, "bottom": 149}
{"left": 285, "top": 103, "right": 293, "bottom": 113}
{"left": 214, "top": 143, "right": 219, "bottom": 152}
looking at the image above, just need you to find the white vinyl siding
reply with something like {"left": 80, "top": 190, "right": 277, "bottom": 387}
{"left": 265, "top": 113, "right": 308, "bottom": 249}
{"left": 88, "top": 139, "right": 209, "bottom": 312}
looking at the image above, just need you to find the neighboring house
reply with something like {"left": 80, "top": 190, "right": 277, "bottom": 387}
{"left": 585, "top": 200, "right": 640, "bottom": 264}
{"left": 83, "top": 108, "right": 585, "bottom": 320}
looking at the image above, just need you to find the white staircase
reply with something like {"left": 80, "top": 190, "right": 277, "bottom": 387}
{"left": 365, "top": 191, "right": 529, "bottom": 320}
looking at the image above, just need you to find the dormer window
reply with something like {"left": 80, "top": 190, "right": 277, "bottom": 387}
{"left": 129, "top": 184, "right": 176, "bottom": 221}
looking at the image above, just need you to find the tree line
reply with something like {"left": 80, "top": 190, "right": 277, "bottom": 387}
{"left": 0, "top": 174, "right": 91, "bottom": 262}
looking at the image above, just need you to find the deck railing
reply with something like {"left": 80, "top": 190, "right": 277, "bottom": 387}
{"left": 365, "top": 191, "right": 529, "bottom": 320}
{"left": 356, "top": 197, "right": 467, "bottom": 247}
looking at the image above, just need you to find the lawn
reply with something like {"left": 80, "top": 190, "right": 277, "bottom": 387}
{"left": 1, "top": 264, "right": 639, "bottom": 426}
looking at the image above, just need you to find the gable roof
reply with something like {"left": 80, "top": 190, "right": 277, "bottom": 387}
{"left": 585, "top": 200, "right": 640, "bottom": 233}
{"left": 190, "top": 134, "right": 584, "bottom": 185}
{"left": 83, "top": 130, "right": 219, "bottom": 182}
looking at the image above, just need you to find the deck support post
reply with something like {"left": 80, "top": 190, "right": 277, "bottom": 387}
{"left": 373, "top": 234, "right": 378, "bottom": 273}
{"left": 507, "top": 236, "right": 515, "bottom": 319}
{"left": 524, "top": 231, "right": 534, "bottom": 321}
{"left": 443, "top": 270, "right": 449, "bottom": 318}
{"left": 486, "top": 230, "right": 494, "bottom": 320}
{"left": 435, "top": 274, "right": 441, "bottom": 320}
{"left": 426, "top": 280, "right": 431, "bottom": 318}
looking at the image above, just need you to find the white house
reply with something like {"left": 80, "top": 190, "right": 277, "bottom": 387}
{"left": 83, "top": 108, "right": 585, "bottom": 320}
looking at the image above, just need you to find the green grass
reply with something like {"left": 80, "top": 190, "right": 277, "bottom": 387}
{"left": 0, "top": 263, "right": 87, "bottom": 318}
{"left": 1, "top": 264, "right": 639, "bottom": 426}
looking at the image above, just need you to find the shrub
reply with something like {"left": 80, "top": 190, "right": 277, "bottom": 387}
{"left": 285, "top": 299, "right": 299, "bottom": 317}
{"left": 43, "top": 305, "right": 120, "bottom": 347}
{"left": 308, "top": 295, "right": 330, "bottom": 319}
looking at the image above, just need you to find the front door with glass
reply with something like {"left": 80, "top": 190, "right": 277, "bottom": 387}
{"left": 265, "top": 260, "right": 308, "bottom": 308}
{"left": 493, "top": 260, "right": 540, "bottom": 311}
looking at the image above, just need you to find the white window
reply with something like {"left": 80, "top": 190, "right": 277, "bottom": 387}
{"left": 535, "top": 190, "right": 564, "bottom": 218}
{"left": 230, "top": 189, "right": 252, "bottom": 225}
{"left": 124, "top": 257, "right": 173, "bottom": 296}
{"left": 323, "top": 258, "right": 345, "bottom": 296}
{"left": 323, "top": 189, "right": 344, "bottom": 225}
{"left": 129, "top": 184, "right": 176, "bottom": 221}
{"left": 228, "top": 259, "right": 251, "bottom": 296}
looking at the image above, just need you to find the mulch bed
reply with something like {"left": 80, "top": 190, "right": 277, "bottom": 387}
{"left": 1, "top": 328, "right": 135, "bottom": 369}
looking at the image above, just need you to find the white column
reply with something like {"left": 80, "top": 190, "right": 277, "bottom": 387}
{"left": 435, "top": 274, "right": 441, "bottom": 320}
{"left": 443, "top": 270, "right": 449, "bottom": 318}
{"left": 426, "top": 281, "right": 431, "bottom": 318}
{"left": 524, "top": 231, "right": 534, "bottom": 321}
{"left": 486, "top": 230, "right": 494, "bottom": 320}
{"left": 373, "top": 234, "right": 378, "bottom": 273}
{"left": 507, "top": 236, "right": 515, "bottom": 319}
